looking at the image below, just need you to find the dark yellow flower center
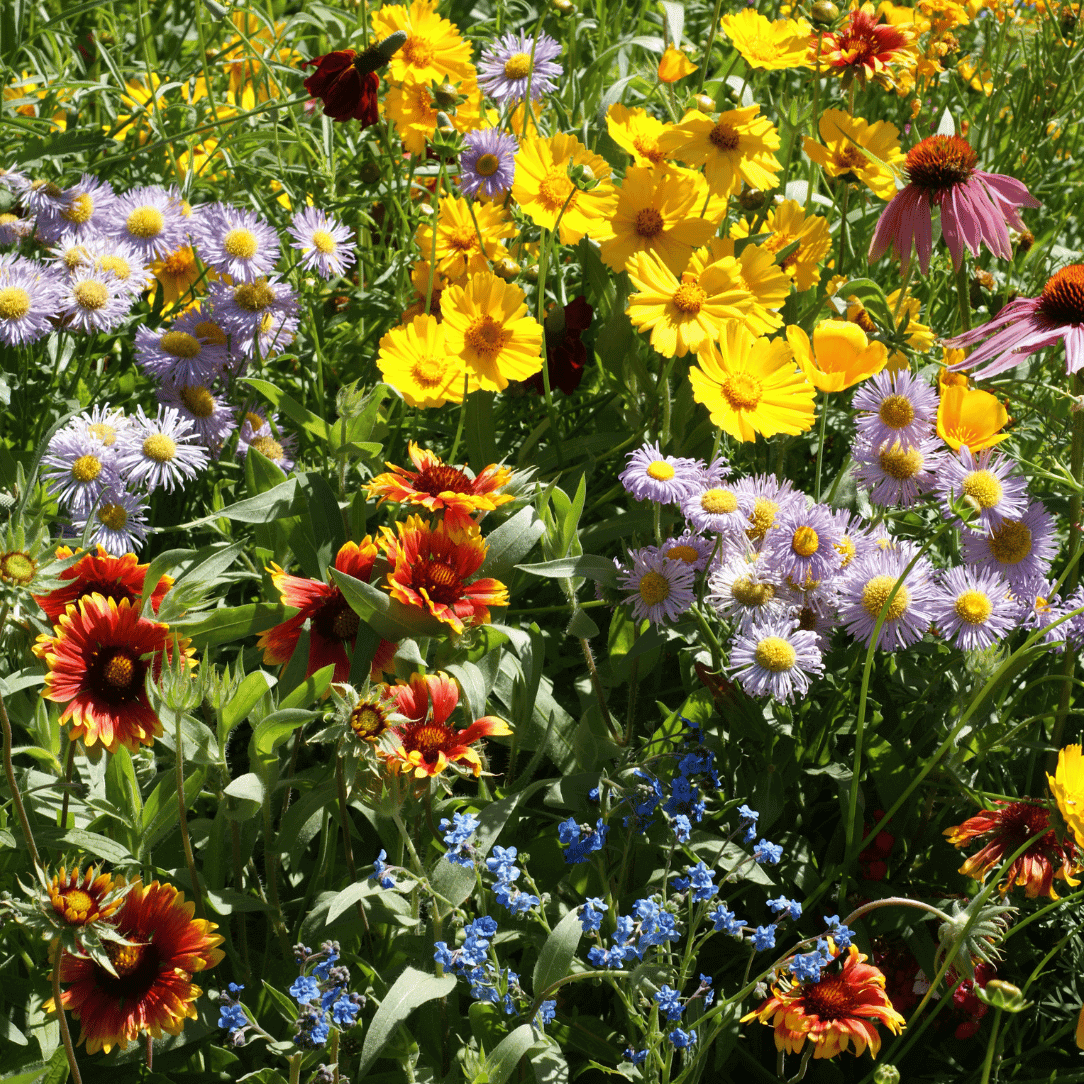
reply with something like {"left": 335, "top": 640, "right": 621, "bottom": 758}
{"left": 721, "top": 372, "right": 763, "bottom": 411}
{"left": 311, "top": 229, "right": 336, "bottom": 254}
{"left": 646, "top": 460, "right": 675, "bottom": 481}
{"left": 126, "top": 205, "right": 165, "bottom": 238}
{"left": 234, "top": 280, "right": 275, "bottom": 312}
{"left": 142, "top": 434, "right": 177, "bottom": 463}
{"left": 709, "top": 121, "right": 740, "bottom": 150}
{"left": 638, "top": 570, "right": 671, "bottom": 605}
{"left": 0, "top": 286, "right": 30, "bottom": 321}
{"left": 448, "top": 226, "right": 477, "bottom": 252}
{"left": 63, "top": 193, "right": 95, "bottom": 224}
{"left": 98, "top": 255, "right": 131, "bottom": 280}
{"left": 861, "top": 574, "right": 910, "bottom": 620}
{"left": 672, "top": 275, "right": 706, "bottom": 314}
{"left": 961, "top": 470, "right": 1002, "bottom": 509}
{"left": 465, "top": 314, "right": 510, "bottom": 360}
{"left": 98, "top": 503, "right": 128, "bottom": 530}
{"left": 746, "top": 497, "right": 778, "bottom": 541}
{"left": 161, "top": 330, "right": 201, "bottom": 358}
{"left": 635, "top": 207, "right": 665, "bottom": 237}
{"left": 754, "top": 636, "right": 797, "bottom": 672}
{"left": 223, "top": 228, "right": 258, "bottom": 259}
{"left": 877, "top": 443, "right": 923, "bottom": 480}
{"left": 988, "top": 519, "right": 1032, "bottom": 564}
{"left": 195, "top": 319, "right": 228, "bottom": 345}
{"left": 503, "top": 52, "right": 533, "bottom": 79}
{"left": 667, "top": 544, "right": 700, "bottom": 564}
{"left": 249, "top": 435, "right": 284, "bottom": 460}
{"left": 411, "top": 356, "right": 447, "bottom": 389}
{"left": 71, "top": 454, "right": 102, "bottom": 483}
{"left": 731, "top": 575, "right": 774, "bottom": 607}
{"left": 0, "top": 550, "right": 36, "bottom": 585}
{"left": 179, "top": 385, "right": 215, "bottom": 418}
{"left": 791, "top": 526, "right": 820, "bottom": 557}
{"left": 701, "top": 487, "right": 738, "bottom": 514}
{"left": 402, "top": 36, "right": 435, "bottom": 66}
{"left": 73, "top": 281, "right": 108, "bottom": 311}
{"left": 475, "top": 153, "right": 500, "bottom": 177}
{"left": 878, "top": 394, "right": 915, "bottom": 428}
{"left": 350, "top": 703, "right": 388, "bottom": 741}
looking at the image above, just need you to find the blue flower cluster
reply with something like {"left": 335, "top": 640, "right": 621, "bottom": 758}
{"left": 486, "top": 846, "right": 540, "bottom": 915}
{"left": 217, "top": 983, "right": 249, "bottom": 1046}
{"left": 289, "top": 942, "right": 363, "bottom": 1048}
{"left": 558, "top": 817, "right": 609, "bottom": 864}
{"left": 435, "top": 916, "right": 519, "bottom": 1014}
{"left": 441, "top": 812, "right": 480, "bottom": 867}
{"left": 625, "top": 768, "right": 663, "bottom": 831}
{"left": 766, "top": 895, "right": 802, "bottom": 922}
{"left": 586, "top": 898, "right": 680, "bottom": 968}
{"left": 709, "top": 903, "right": 745, "bottom": 938}
{"left": 753, "top": 838, "right": 783, "bottom": 865}
{"left": 578, "top": 896, "right": 607, "bottom": 933}
{"left": 784, "top": 918, "right": 857, "bottom": 984}
{"left": 673, "top": 861, "right": 717, "bottom": 903}
{"left": 737, "top": 804, "right": 759, "bottom": 843}
{"left": 371, "top": 849, "right": 399, "bottom": 890}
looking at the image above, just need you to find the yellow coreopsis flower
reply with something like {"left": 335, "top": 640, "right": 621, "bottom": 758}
{"left": 385, "top": 78, "right": 485, "bottom": 156}
{"left": 415, "top": 197, "right": 515, "bottom": 280}
{"left": 787, "top": 320, "right": 888, "bottom": 392}
{"left": 606, "top": 104, "right": 674, "bottom": 168}
{"left": 689, "top": 323, "right": 816, "bottom": 441}
{"left": 511, "top": 133, "right": 617, "bottom": 245}
{"left": 958, "top": 57, "right": 994, "bottom": 94}
{"left": 730, "top": 200, "right": 831, "bottom": 292}
{"left": 936, "top": 385, "right": 1009, "bottom": 451}
{"left": 598, "top": 165, "right": 715, "bottom": 274}
{"left": 441, "top": 272, "right": 544, "bottom": 390}
{"left": 657, "top": 106, "right": 782, "bottom": 197}
{"left": 378, "top": 315, "right": 468, "bottom": 408}
{"left": 689, "top": 239, "right": 787, "bottom": 335}
{"left": 371, "top": 0, "right": 476, "bottom": 84}
{"left": 152, "top": 246, "right": 208, "bottom": 311}
{"left": 803, "top": 109, "right": 904, "bottom": 200}
{"left": 720, "top": 9, "right": 814, "bottom": 70}
{"left": 1048, "top": 745, "right": 1084, "bottom": 850}
{"left": 658, "top": 46, "right": 698, "bottom": 82}
{"left": 625, "top": 252, "right": 755, "bottom": 358}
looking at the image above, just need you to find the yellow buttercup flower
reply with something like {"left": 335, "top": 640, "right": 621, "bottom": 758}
{"left": 415, "top": 197, "right": 515, "bottom": 280}
{"left": 512, "top": 133, "right": 617, "bottom": 245}
{"left": 689, "top": 239, "right": 787, "bottom": 335}
{"left": 720, "top": 10, "right": 814, "bottom": 70}
{"left": 803, "top": 109, "right": 904, "bottom": 200}
{"left": 441, "top": 272, "right": 544, "bottom": 390}
{"left": 657, "top": 105, "right": 782, "bottom": 197}
{"left": 787, "top": 320, "right": 889, "bottom": 392}
{"left": 606, "top": 104, "right": 674, "bottom": 168}
{"left": 599, "top": 165, "right": 715, "bottom": 274}
{"left": 371, "top": 0, "right": 476, "bottom": 84}
{"left": 384, "top": 78, "right": 485, "bottom": 156}
{"left": 689, "top": 323, "right": 816, "bottom": 442}
{"left": 1048, "top": 745, "right": 1084, "bottom": 850}
{"left": 378, "top": 315, "right": 468, "bottom": 408}
{"left": 625, "top": 251, "right": 755, "bottom": 358}
{"left": 936, "top": 385, "right": 1009, "bottom": 451}
{"left": 731, "top": 200, "right": 831, "bottom": 292}
{"left": 658, "top": 46, "right": 698, "bottom": 83}
{"left": 958, "top": 57, "right": 994, "bottom": 95}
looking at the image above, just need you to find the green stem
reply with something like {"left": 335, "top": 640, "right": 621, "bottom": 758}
{"left": 59, "top": 739, "right": 75, "bottom": 830}
{"left": 51, "top": 945, "right": 84, "bottom": 1084}
{"left": 174, "top": 710, "right": 206, "bottom": 921}
{"left": 954, "top": 258, "right": 972, "bottom": 333}
{"left": 836, "top": 181, "right": 851, "bottom": 280}
{"left": 841, "top": 896, "right": 952, "bottom": 928}
{"left": 1, "top": 686, "right": 41, "bottom": 871}
{"left": 813, "top": 389, "right": 830, "bottom": 503}
{"left": 696, "top": 0, "right": 728, "bottom": 94}
{"left": 335, "top": 756, "right": 369, "bottom": 932}
{"left": 979, "top": 1008, "right": 1004, "bottom": 1084}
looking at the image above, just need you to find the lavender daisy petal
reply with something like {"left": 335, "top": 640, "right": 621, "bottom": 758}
{"left": 960, "top": 500, "right": 1057, "bottom": 590}
{"left": 838, "top": 546, "right": 934, "bottom": 650}
{"left": 729, "top": 616, "right": 824, "bottom": 703}
{"left": 620, "top": 442, "right": 703, "bottom": 504}
{"left": 195, "top": 202, "right": 281, "bottom": 284}
{"left": 852, "top": 368, "right": 938, "bottom": 451}
{"left": 114, "top": 406, "right": 209, "bottom": 493}
{"left": 286, "top": 206, "right": 356, "bottom": 279}
{"left": 620, "top": 547, "right": 697, "bottom": 625}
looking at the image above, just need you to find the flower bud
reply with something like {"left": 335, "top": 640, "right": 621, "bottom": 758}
{"left": 567, "top": 161, "right": 599, "bottom": 191}
{"left": 493, "top": 257, "right": 521, "bottom": 280}
{"left": 552, "top": 0, "right": 575, "bottom": 13}
{"left": 431, "top": 80, "right": 463, "bottom": 111}
{"left": 359, "top": 160, "right": 381, "bottom": 184}
{"left": 692, "top": 93, "right": 716, "bottom": 113}
{"left": 936, "top": 896, "right": 1015, "bottom": 982}
{"left": 811, "top": 0, "right": 840, "bottom": 23}
{"left": 977, "top": 979, "right": 1030, "bottom": 1013}
{"left": 873, "top": 1067, "right": 901, "bottom": 1084}
{"left": 738, "top": 188, "right": 765, "bottom": 211}
{"left": 377, "top": 30, "right": 408, "bottom": 60}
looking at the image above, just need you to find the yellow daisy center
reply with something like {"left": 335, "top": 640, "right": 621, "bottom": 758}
{"left": 88, "top": 423, "right": 116, "bottom": 445}
{"left": 961, "top": 470, "right": 1003, "bottom": 509}
{"left": 639, "top": 570, "right": 671, "bottom": 605}
{"left": 754, "top": 636, "right": 797, "bottom": 672}
{"left": 635, "top": 207, "right": 665, "bottom": 237}
{"left": 73, "top": 281, "right": 109, "bottom": 311}
{"left": 0, "top": 287, "right": 30, "bottom": 321}
{"left": 71, "top": 455, "right": 102, "bottom": 483}
{"left": 311, "top": 229, "right": 336, "bottom": 254}
{"left": 633, "top": 135, "right": 664, "bottom": 164}
{"left": 646, "top": 460, "right": 675, "bottom": 481}
{"left": 161, "top": 246, "right": 197, "bottom": 275}
{"left": 402, "top": 36, "right": 434, "bottom": 66}
{"left": 195, "top": 318, "right": 228, "bottom": 345}
{"left": 791, "top": 526, "right": 820, "bottom": 557}
{"left": 249, "top": 435, "right": 284, "bottom": 460}
{"left": 63, "top": 193, "right": 95, "bottom": 224}
{"left": 103, "top": 654, "right": 135, "bottom": 689}
{"left": 701, "top": 488, "right": 737, "bottom": 514}
{"left": 448, "top": 226, "right": 477, "bottom": 252}
{"left": 0, "top": 550, "right": 36, "bottom": 585}
{"left": 878, "top": 443, "right": 923, "bottom": 480}
{"left": 954, "top": 589, "right": 993, "bottom": 625}
{"left": 126, "top": 205, "right": 164, "bottom": 239}
{"left": 709, "top": 121, "right": 741, "bottom": 150}
{"left": 160, "top": 330, "right": 201, "bottom": 358}
{"left": 667, "top": 544, "right": 700, "bottom": 564}
{"left": 465, "top": 314, "right": 510, "bottom": 360}
{"left": 721, "top": 372, "right": 763, "bottom": 411}
{"left": 223, "top": 227, "right": 259, "bottom": 259}
{"left": 98, "top": 255, "right": 131, "bottom": 280}
{"left": 0, "top": 213, "right": 18, "bottom": 227}
{"left": 234, "top": 281, "right": 274, "bottom": 312}
{"left": 879, "top": 394, "right": 915, "bottom": 429}
{"left": 105, "top": 940, "right": 147, "bottom": 977}
{"left": 98, "top": 503, "right": 128, "bottom": 530}
{"left": 476, "top": 153, "right": 500, "bottom": 177}
{"left": 63, "top": 246, "right": 88, "bottom": 270}
{"left": 988, "top": 520, "right": 1032, "bottom": 564}
{"left": 143, "top": 434, "right": 177, "bottom": 462}
{"left": 672, "top": 275, "right": 707, "bottom": 314}
{"left": 350, "top": 703, "right": 388, "bottom": 741}
{"left": 503, "top": 52, "right": 533, "bottom": 79}
{"left": 746, "top": 497, "right": 778, "bottom": 541}
{"left": 539, "top": 170, "right": 576, "bottom": 212}
{"left": 731, "top": 575, "right": 774, "bottom": 607}
{"left": 179, "top": 385, "right": 215, "bottom": 418}
{"left": 835, "top": 535, "right": 857, "bottom": 567}
{"left": 53, "top": 887, "right": 95, "bottom": 923}
{"left": 411, "top": 355, "right": 447, "bottom": 389}
{"left": 836, "top": 143, "right": 867, "bottom": 171}
{"left": 861, "top": 574, "right": 910, "bottom": 620}
{"left": 243, "top": 411, "right": 265, "bottom": 430}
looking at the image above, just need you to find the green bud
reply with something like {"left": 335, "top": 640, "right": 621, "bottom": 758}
{"left": 430, "top": 80, "right": 463, "bottom": 111}
{"left": 359, "top": 160, "right": 381, "bottom": 184}
{"left": 811, "top": 0, "right": 840, "bottom": 23}
{"left": 977, "top": 979, "right": 1030, "bottom": 1013}
{"left": 738, "top": 187, "right": 765, "bottom": 211}
{"left": 873, "top": 1066, "right": 901, "bottom": 1084}
{"left": 936, "top": 896, "right": 1015, "bottom": 982}
{"left": 377, "top": 30, "right": 408, "bottom": 60}
{"left": 567, "top": 160, "right": 600, "bottom": 191}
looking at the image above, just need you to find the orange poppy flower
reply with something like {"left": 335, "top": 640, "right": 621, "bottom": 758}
{"left": 380, "top": 515, "right": 508, "bottom": 634}
{"left": 47, "top": 878, "right": 224, "bottom": 1054}
{"left": 367, "top": 443, "right": 513, "bottom": 531}
{"left": 258, "top": 539, "right": 397, "bottom": 684}
{"left": 383, "top": 671, "right": 510, "bottom": 777}
{"left": 936, "top": 385, "right": 1009, "bottom": 451}
{"left": 33, "top": 545, "right": 173, "bottom": 626}
{"left": 945, "top": 800, "right": 1080, "bottom": 899}
{"left": 742, "top": 944, "right": 905, "bottom": 1059}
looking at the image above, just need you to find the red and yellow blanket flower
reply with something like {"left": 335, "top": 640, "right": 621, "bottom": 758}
{"left": 258, "top": 539, "right": 397, "bottom": 684}
{"left": 814, "top": 3, "right": 917, "bottom": 88}
{"left": 46, "top": 863, "right": 126, "bottom": 928}
{"left": 383, "top": 671, "right": 510, "bottom": 777}
{"left": 33, "top": 594, "right": 186, "bottom": 753}
{"left": 368, "top": 443, "right": 513, "bottom": 530}
{"left": 380, "top": 516, "right": 508, "bottom": 634}
{"left": 47, "top": 878, "right": 224, "bottom": 1054}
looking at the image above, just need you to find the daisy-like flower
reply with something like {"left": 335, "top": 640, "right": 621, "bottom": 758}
{"left": 853, "top": 435, "right": 941, "bottom": 508}
{"left": 115, "top": 407, "right": 209, "bottom": 493}
{"left": 48, "top": 877, "right": 223, "bottom": 1053}
{"left": 689, "top": 323, "right": 816, "bottom": 442}
{"left": 0, "top": 255, "right": 63, "bottom": 346}
{"left": 59, "top": 266, "right": 133, "bottom": 334}
{"left": 380, "top": 516, "right": 509, "bottom": 634}
{"left": 815, "top": 3, "right": 916, "bottom": 88}
{"left": 732, "top": 474, "right": 806, "bottom": 546}
{"left": 384, "top": 75, "right": 487, "bottom": 157}
{"left": 660, "top": 531, "right": 717, "bottom": 572}
{"left": 21, "top": 179, "right": 67, "bottom": 218}
{"left": 194, "top": 202, "right": 280, "bottom": 283}
{"left": 383, "top": 671, "right": 511, "bottom": 778}
{"left": 691, "top": 238, "right": 789, "bottom": 333}
{"left": 158, "top": 380, "right": 237, "bottom": 457}
{"left": 682, "top": 478, "right": 750, "bottom": 537}
{"left": 934, "top": 446, "right": 1028, "bottom": 532}
{"left": 787, "top": 320, "right": 888, "bottom": 393}
{"left": 868, "top": 134, "right": 1040, "bottom": 274}
{"left": 960, "top": 501, "right": 1057, "bottom": 590}
{"left": 625, "top": 251, "right": 756, "bottom": 357}
{"left": 599, "top": 165, "right": 715, "bottom": 274}
{"left": 371, "top": 0, "right": 474, "bottom": 85}
{"left": 730, "top": 616, "right": 824, "bottom": 702}
{"left": 762, "top": 503, "right": 844, "bottom": 586}
{"left": 852, "top": 368, "right": 938, "bottom": 450}
{"left": 33, "top": 545, "right": 172, "bottom": 625}
{"left": 377, "top": 314, "right": 468, "bottom": 408}
{"left": 414, "top": 197, "right": 515, "bottom": 280}
{"left": 72, "top": 486, "right": 152, "bottom": 555}
{"left": 45, "top": 862, "right": 126, "bottom": 928}
{"left": 258, "top": 539, "right": 397, "bottom": 684}
{"left": 511, "top": 133, "right": 617, "bottom": 246}
{"left": 1048, "top": 745, "right": 1084, "bottom": 850}
{"left": 945, "top": 801, "right": 1080, "bottom": 899}
{"left": 1012, "top": 578, "right": 1071, "bottom": 648}
{"left": 35, "top": 174, "right": 117, "bottom": 243}
{"left": 134, "top": 312, "right": 228, "bottom": 385}
{"left": 720, "top": 10, "right": 814, "bottom": 70}
{"left": 831, "top": 509, "right": 877, "bottom": 573}
{"left": 441, "top": 272, "right": 544, "bottom": 390}
{"left": 730, "top": 200, "right": 832, "bottom": 293}
{"left": 929, "top": 565, "right": 1016, "bottom": 651}
{"left": 620, "top": 547, "right": 697, "bottom": 625}
{"left": 839, "top": 546, "right": 933, "bottom": 650}
{"left": 41, "top": 428, "right": 119, "bottom": 515}
{"left": 286, "top": 206, "right": 356, "bottom": 279}
{"left": 108, "top": 184, "right": 186, "bottom": 262}
{"left": 236, "top": 416, "right": 297, "bottom": 472}
{"left": 657, "top": 105, "right": 782, "bottom": 198}
{"left": 742, "top": 944, "right": 905, "bottom": 1059}
{"left": 708, "top": 552, "right": 786, "bottom": 629}
{"left": 33, "top": 594, "right": 180, "bottom": 751}
{"left": 606, "top": 104, "right": 673, "bottom": 168}
{"left": 0, "top": 211, "right": 34, "bottom": 244}
{"left": 209, "top": 276, "right": 299, "bottom": 347}
{"left": 478, "top": 30, "right": 562, "bottom": 104}
{"left": 944, "top": 264, "right": 1084, "bottom": 380}
{"left": 151, "top": 244, "right": 205, "bottom": 310}
{"left": 80, "top": 235, "right": 152, "bottom": 299}
{"left": 368, "top": 443, "right": 513, "bottom": 530}
{"left": 803, "top": 109, "right": 904, "bottom": 201}
{"left": 458, "top": 128, "right": 518, "bottom": 199}
{"left": 619, "top": 442, "right": 703, "bottom": 504}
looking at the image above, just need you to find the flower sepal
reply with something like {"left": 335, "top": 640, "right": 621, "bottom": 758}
{"left": 936, "top": 895, "right": 1015, "bottom": 982}
{"left": 975, "top": 979, "right": 1030, "bottom": 1013}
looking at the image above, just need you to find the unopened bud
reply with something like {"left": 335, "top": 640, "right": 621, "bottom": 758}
{"left": 568, "top": 161, "right": 599, "bottom": 191}
{"left": 978, "top": 979, "right": 1029, "bottom": 1013}
{"left": 522, "top": 264, "right": 540, "bottom": 283}
{"left": 359, "top": 161, "right": 381, "bottom": 184}
{"left": 692, "top": 93, "right": 716, "bottom": 113}
{"left": 552, "top": 0, "right": 575, "bottom": 13}
{"left": 811, "top": 0, "right": 840, "bottom": 23}
{"left": 431, "top": 81, "right": 462, "bottom": 111}
{"left": 377, "top": 30, "right": 408, "bottom": 60}
{"left": 738, "top": 188, "right": 765, "bottom": 210}
{"left": 493, "top": 257, "right": 521, "bottom": 280}
{"left": 873, "top": 1067, "right": 901, "bottom": 1084}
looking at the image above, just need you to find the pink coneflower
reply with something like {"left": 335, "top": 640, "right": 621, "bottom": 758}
{"left": 868, "top": 135, "right": 1039, "bottom": 274}
{"left": 945, "top": 265, "right": 1084, "bottom": 379}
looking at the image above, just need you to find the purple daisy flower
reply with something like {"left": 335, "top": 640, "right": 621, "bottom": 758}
{"left": 707, "top": 552, "right": 786, "bottom": 630}
{"left": 730, "top": 616, "right": 824, "bottom": 703}
{"left": 209, "top": 276, "right": 299, "bottom": 349}
{"left": 934, "top": 445, "right": 1028, "bottom": 533}
{"left": 115, "top": 406, "right": 209, "bottom": 493}
{"left": 853, "top": 435, "right": 941, "bottom": 508}
{"left": 960, "top": 500, "right": 1057, "bottom": 590}
{"left": 730, "top": 474, "right": 807, "bottom": 548}
{"left": 659, "top": 530, "right": 716, "bottom": 572}
{"left": 41, "top": 428, "right": 119, "bottom": 515}
{"left": 459, "top": 129, "right": 519, "bottom": 199}
{"left": 930, "top": 565, "right": 1016, "bottom": 652}
{"left": 252, "top": 307, "right": 300, "bottom": 360}
{"left": 81, "top": 235, "right": 152, "bottom": 298}
{"left": 36, "top": 174, "right": 116, "bottom": 243}
{"left": 72, "top": 484, "right": 150, "bottom": 555}
{"left": 852, "top": 368, "right": 938, "bottom": 451}
{"left": 0, "top": 212, "right": 33, "bottom": 244}
{"left": 58, "top": 266, "right": 133, "bottom": 334}
{"left": 71, "top": 404, "right": 129, "bottom": 457}
{"left": 195, "top": 202, "right": 280, "bottom": 284}
{"left": 287, "top": 206, "right": 356, "bottom": 279}
{"left": 1011, "top": 578, "right": 1070, "bottom": 650}
{"left": 620, "top": 547, "right": 697, "bottom": 625}
{"left": 0, "top": 167, "right": 29, "bottom": 193}
{"left": 236, "top": 417, "right": 297, "bottom": 472}
{"left": 108, "top": 184, "right": 186, "bottom": 262}
{"left": 134, "top": 311, "right": 228, "bottom": 384}
{"left": 157, "top": 379, "right": 237, "bottom": 458}
{"left": 619, "top": 442, "right": 703, "bottom": 504}
{"left": 22, "top": 179, "right": 66, "bottom": 218}
{"left": 831, "top": 509, "right": 878, "bottom": 573}
{"left": 761, "top": 502, "right": 843, "bottom": 587}
{"left": 838, "top": 546, "right": 934, "bottom": 650}
{"left": 0, "top": 255, "right": 63, "bottom": 346}
{"left": 478, "top": 31, "right": 563, "bottom": 105}
{"left": 681, "top": 478, "right": 750, "bottom": 537}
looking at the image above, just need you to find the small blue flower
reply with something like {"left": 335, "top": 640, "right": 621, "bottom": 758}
{"left": 371, "top": 849, "right": 397, "bottom": 889}
{"left": 218, "top": 1003, "right": 248, "bottom": 1032}
{"left": 710, "top": 904, "right": 744, "bottom": 937}
{"left": 655, "top": 985, "right": 684, "bottom": 1021}
{"left": 624, "top": 1047, "right": 649, "bottom": 1066}
{"left": 668, "top": 1027, "right": 697, "bottom": 1049}
{"left": 753, "top": 839, "right": 783, "bottom": 865}
{"left": 752, "top": 925, "right": 777, "bottom": 951}
{"left": 227, "top": 982, "right": 245, "bottom": 996}
{"left": 788, "top": 952, "right": 825, "bottom": 984}
{"left": 672, "top": 813, "right": 692, "bottom": 842}
{"left": 331, "top": 996, "right": 360, "bottom": 1026}
{"left": 682, "top": 861, "right": 717, "bottom": 902}
{"left": 767, "top": 896, "right": 802, "bottom": 921}
{"left": 533, "top": 999, "right": 557, "bottom": 1028}
{"left": 579, "top": 896, "right": 607, "bottom": 933}
{"left": 289, "top": 976, "right": 321, "bottom": 1005}
{"left": 441, "top": 812, "right": 480, "bottom": 867}
{"left": 738, "top": 804, "right": 759, "bottom": 843}
{"left": 588, "top": 786, "right": 600, "bottom": 802}
{"left": 823, "top": 915, "right": 855, "bottom": 948}
{"left": 310, "top": 1018, "right": 330, "bottom": 1045}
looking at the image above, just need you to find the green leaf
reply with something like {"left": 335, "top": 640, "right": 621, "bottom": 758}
{"left": 241, "top": 377, "right": 332, "bottom": 441}
{"left": 517, "top": 555, "right": 619, "bottom": 588}
{"left": 252, "top": 708, "right": 320, "bottom": 760}
{"left": 182, "top": 603, "right": 283, "bottom": 649}
{"left": 357, "top": 967, "right": 458, "bottom": 1077}
{"left": 139, "top": 768, "right": 206, "bottom": 853}
{"left": 262, "top": 979, "right": 303, "bottom": 1023}
{"left": 179, "top": 479, "right": 300, "bottom": 529}
{"left": 532, "top": 908, "right": 583, "bottom": 996}
{"left": 220, "top": 671, "right": 276, "bottom": 746}
{"left": 278, "top": 664, "right": 335, "bottom": 711}
{"left": 59, "top": 828, "right": 132, "bottom": 864}
{"left": 480, "top": 506, "right": 545, "bottom": 581}
{"left": 329, "top": 567, "right": 446, "bottom": 639}
{"left": 222, "top": 773, "right": 265, "bottom": 822}
{"left": 138, "top": 546, "right": 193, "bottom": 613}
{"left": 480, "top": 1024, "right": 546, "bottom": 1084}
{"left": 565, "top": 608, "right": 600, "bottom": 639}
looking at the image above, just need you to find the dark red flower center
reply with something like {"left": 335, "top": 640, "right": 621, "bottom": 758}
{"left": 75, "top": 580, "right": 140, "bottom": 610}
{"left": 413, "top": 464, "right": 474, "bottom": 496}
{"left": 314, "top": 593, "right": 360, "bottom": 644}
{"left": 986, "top": 800, "right": 1051, "bottom": 844}
{"left": 402, "top": 721, "right": 455, "bottom": 761}
{"left": 1038, "top": 264, "right": 1084, "bottom": 325}
{"left": 905, "top": 135, "right": 977, "bottom": 191}
{"left": 92, "top": 648, "right": 145, "bottom": 701}
{"left": 798, "top": 973, "right": 862, "bottom": 1021}
{"left": 419, "top": 560, "right": 465, "bottom": 604}
{"left": 100, "top": 937, "right": 160, "bottom": 998}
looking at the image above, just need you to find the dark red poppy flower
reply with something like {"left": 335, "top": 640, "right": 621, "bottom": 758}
{"left": 530, "top": 295, "right": 593, "bottom": 396}
{"left": 303, "top": 51, "right": 380, "bottom": 125}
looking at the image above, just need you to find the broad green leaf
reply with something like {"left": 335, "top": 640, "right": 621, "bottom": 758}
{"left": 278, "top": 664, "right": 335, "bottom": 711}
{"left": 252, "top": 708, "right": 320, "bottom": 760}
{"left": 242, "top": 377, "right": 332, "bottom": 440}
{"left": 480, "top": 1024, "right": 546, "bottom": 1084}
{"left": 61, "top": 828, "right": 131, "bottom": 864}
{"left": 532, "top": 909, "right": 584, "bottom": 996}
{"left": 181, "top": 603, "right": 283, "bottom": 648}
{"left": 479, "top": 506, "right": 545, "bottom": 581}
{"left": 139, "top": 768, "right": 206, "bottom": 853}
{"left": 330, "top": 567, "right": 445, "bottom": 639}
{"left": 220, "top": 670, "right": 276, "bottom": 746}
{"left": 222, "top": 773, "right": 265, "bottom": 822}
{"left": 263, "top": 979, "right": 303, "bottom": 1022}
{"left": 517, "top": 555, "right": 619, "bottom": 588}
{"left": 179, "top": 478, "right": 300, "bottom": 529}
